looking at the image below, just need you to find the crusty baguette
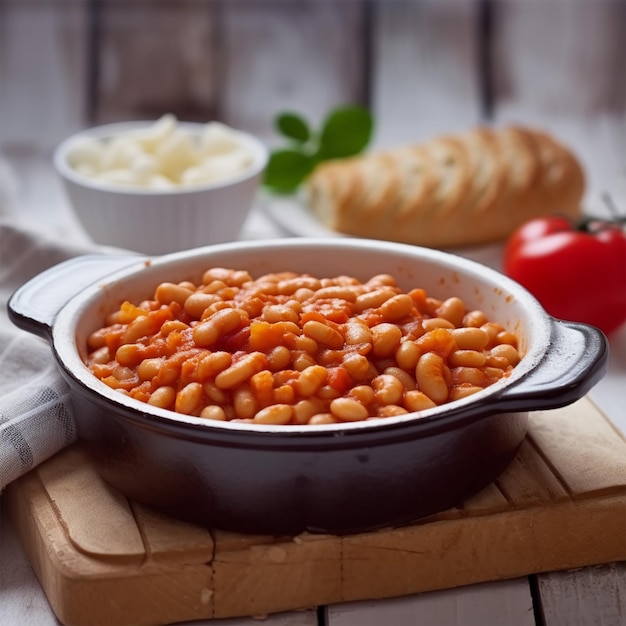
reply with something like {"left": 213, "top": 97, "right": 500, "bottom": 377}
{"left": 305, "top": 125, "right": 585, "bottom": 248}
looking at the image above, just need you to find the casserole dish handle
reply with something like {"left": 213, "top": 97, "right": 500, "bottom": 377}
{"left": 7, "top": 254, "right": 142, "bottom": 340}
{"left": 496, "top": 319, "right": 609, "bottom": 411}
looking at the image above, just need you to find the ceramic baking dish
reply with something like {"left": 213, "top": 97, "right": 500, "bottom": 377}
{"left": 8, "top": 238, "right": 608, "bottom": 535}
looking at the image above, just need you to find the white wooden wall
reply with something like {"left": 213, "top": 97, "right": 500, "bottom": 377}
{"left": 0, "top": 0, "right": 623, "bottom": 245}
{"left": 1, "top": 0, "right": 624, "bottom": 213}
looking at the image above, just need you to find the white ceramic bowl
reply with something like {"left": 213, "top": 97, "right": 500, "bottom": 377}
{"left": 53, "top": 121, "right": 268, "bottom": 254}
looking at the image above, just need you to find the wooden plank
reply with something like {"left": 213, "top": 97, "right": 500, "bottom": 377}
{"left": 94, "top": 0, "right": 216, "bottom": 124}
{"left": 0, "top": 1, "right": 89, "bottom": 151}
{"left": 489, "top": 0, "right": 626, "bottom": 214}
{"left": 536, "top": 562, "right": 626, "bottom": 626}
{"left": 371, "top": 0, "right": 483, "bottom": 148}
{"left": 217, "top": 0, "right": 369, "bottom": 141}
{"left": 0, "top": 499, "right": 63, "bottom": 626}
{"left": 326, "top": 577, "right": 534, "bottom": 626}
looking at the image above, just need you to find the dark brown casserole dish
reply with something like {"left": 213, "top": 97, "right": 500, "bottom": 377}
{"left": 8, "top": 238, "right": 608, "bottom": 535}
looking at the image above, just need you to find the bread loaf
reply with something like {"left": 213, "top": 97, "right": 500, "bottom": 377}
{"left": 305, "top": 126, "right": 585, "bottom": 248}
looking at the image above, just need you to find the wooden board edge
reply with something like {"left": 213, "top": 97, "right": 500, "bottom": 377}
{"left": 4, "top": 474, "right": 215, "bottom": 626}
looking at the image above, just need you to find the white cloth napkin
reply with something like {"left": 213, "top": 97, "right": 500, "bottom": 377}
{"left": 0, "top": 216, "right": 96, "bottom": 492}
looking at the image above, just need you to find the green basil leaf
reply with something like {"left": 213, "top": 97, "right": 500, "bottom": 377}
{"left": 263, "top": 149, "right": 315, "bottom": 193}
{"left": 276, "top": 112, "right": 311, "bottom": 143}
{"left": 317, "top": 106, "right": 373, "bottom": 159}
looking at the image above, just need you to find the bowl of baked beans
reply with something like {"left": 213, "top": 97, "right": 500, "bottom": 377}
{"left": 53, "top": 115, "right": 268, "bottom": 255}
{"left": 8, "top": 238, "right": 608, "bottom": 535}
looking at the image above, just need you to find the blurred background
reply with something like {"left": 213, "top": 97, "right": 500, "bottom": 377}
{"left": 0, "top": 0, "right": 624, "bottom": 228}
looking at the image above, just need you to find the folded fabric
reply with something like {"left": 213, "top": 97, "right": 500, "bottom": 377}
{"left": 0, "top": 216, "right": 95, "bottom": 491}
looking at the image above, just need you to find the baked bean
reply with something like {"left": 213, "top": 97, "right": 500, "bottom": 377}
{"left": 292, "top": 351, "right": 317, "bottom": 371}
{"left": 367, "top": 274, "right": 396, "bottom": 287}
{"left": 121, "top": 314, "right": 164, "bottom": 344}
{"left": 215, "top": 352, "right": 267, "bottom": 389}
{"left": 342, "top": 353, "right": 372, "bottom": 381}
{"left": 254, "top": 404, "right": 293, "bottom": 425}
{"left": 115, "top": 343, "right": 146, "bottom": 367}
{"left": 193, "top": 308, "right": 243, "bottom": 347}
{"left": 161, "top": 320, "right": 189, "bottom": 335}
{"left": 291, "top": 334, "right": 318, "bottom": 354}
{"left": 463, "top": 310, "right": 489, "bottom": 327}
{"left": 278, "top": 276, "right": 321, "bottom": 295}
{"left": 155, "top": 282, "right": 193, "bottom": 306}
{"left": 372, "top": 374, "right": 404, "bottom": 405}
{"left": 308, "top": 413, "right": 338, "bottom": 425}
{"left": 293, "top": 287, "right": 316, "bottom": 302}
{"left": 451, "top": 327, "right": 489, "bottom": 351}
{"left": 316, "top": 385, "right": 341, "bottom": 400}
{"left": 371, "top": 323, "right": 402, "bottom": 357}
{"left": 137, "top": 357, "right": 164, "bottom": 380}
{"left": 330, "top": 397, "right": 369, "bottom": 421}
{"left": 344, "top": 319, "right": 373, "bottom": 345}
{"left": 274, "top": 383, "right": 295, "bottom": 404}
{"left": 262, "top": 304, "right": 300, "bottom": 324}
{"left": 233, "top": 386, "right": 258, "bottom": 419}
{"left": 449, "top": 350, "right": 487, "bottom": 368}
{"left": 89, "top": 346, "right": 110, "bottom": 365}
{"left": 489, "top": 343, "right": 521, "bottom": 366}
{"left": 296, "top": 365, "right": 327, "bottom": 396}
{"left": 403, "top": 390, "right": 437, "bottom": 412}
{"left": 422, "top": 317, "right": 455, "bottom": 331}
{"left": 378, "top": 294, "right": 414, "bottom": 321}
{"left": 383, "top": 366, "right": 416, "bottom": 391}
{"left": 481, "top": 322, "right": 505, "bottom": 346}
{"left": 175, "top": 382, "right": 203, "bottom": 414}
{"left": 377, "top": 405, "right": 408, "bottom": 418}
{"left": 267, "top": 345, "right": 292, "bottom": 371}
{"left": 200, "top": 405, "right": 227, "bottom": 420}
{"left": 451, "top": 385, "right": 484, "bottom": 401}
{"left": 348, "top": 385, "right": 376, "bottom": 405}
{"left": 452, "top": 366, "right": 486, "bottom": 387}
{"left": 416, "top": 352, "right": 450, "bottom": 404}
{"left": 395, "top": 340, "right": 420, "bottom": 370}
{"left": 313, "top": 285, "right": 358, "bottom": 302}
{"left": 148, "top": 385, "right": 176, "bottom": 409}
{"left": 496, "top": 331, "right": 519, "bottom": 347}
{"left": 203, "top": 381, "right": 228, "bottom": 404}
{"left": 303, "top": 320, "right": 344, "bottom": 349}
{"left": 416, "top": 329, "right": 456, "bottom": 358}
{"left": 197, "top": 351, "right": 232, "bottom": 380}
{"left": 184, "top": 292, "right": 221, "bottom": 318}
{"left": 293, "top": 398, "right": 325, "bottom": 425}
{"left": 486, "top": 354, "right": 510, "bottom": 370}
{"left": 87, "top": 267, "right": 522, "bottom": 425}
{"left": 355, "top": 288, "right": 396, "bottom": 312}
{"left": 436, "top": 297, "right": 466, "bottom": 327}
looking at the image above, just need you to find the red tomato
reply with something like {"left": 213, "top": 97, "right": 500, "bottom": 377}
{"left": 503, "top": 216, "right": 626, "bottom": 336}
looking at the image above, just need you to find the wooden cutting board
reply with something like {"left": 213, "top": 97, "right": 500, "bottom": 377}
{"left": 5, "top": 397, "right": 626, "bottom": 626}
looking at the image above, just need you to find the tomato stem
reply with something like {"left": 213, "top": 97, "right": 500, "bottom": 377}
{"left": 573, "top": 193, "right": 626, "bottom": 233}
{"left": 602, "top": 192, "right": 624, "bottom": 221}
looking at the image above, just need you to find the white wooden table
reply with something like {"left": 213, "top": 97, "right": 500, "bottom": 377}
{"left": 0, "top": 153, "right": 625, "bottom": 626}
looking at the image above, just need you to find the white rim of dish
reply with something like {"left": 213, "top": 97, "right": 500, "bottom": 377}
{"left": 53, "top": 120, "right": 269, "bottom": 196}
{"left": 52, "top": 238, "right": 551, "bottom": 436}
